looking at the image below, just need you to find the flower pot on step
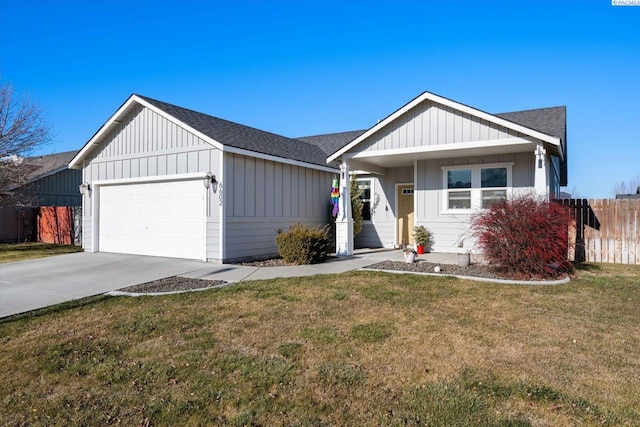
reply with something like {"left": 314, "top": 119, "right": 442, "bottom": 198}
{"left": 457, "top": 252, "right": 470, "bottom": 267}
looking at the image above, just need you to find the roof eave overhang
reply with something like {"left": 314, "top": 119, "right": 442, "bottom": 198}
{"left": 69, "top": 95, "right": 339, "bottom": 174}
{"left": 69, "top": 94, "right": 229, "bottom": 170}
{"left": 327, "top": 91, "right": 562, "bottom": 164}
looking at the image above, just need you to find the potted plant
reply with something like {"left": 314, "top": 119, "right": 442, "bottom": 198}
{"left": 413, "top": 225, "right": 432, "bottom": 254}
{"left": 404, "top": 248, "right": 417, "bottom": 263}
{"left": 457, "top": 240, "right": 470, "bottom": 267}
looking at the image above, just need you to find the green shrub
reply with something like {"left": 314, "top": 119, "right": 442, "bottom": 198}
{"left": 275, "top": 223, "right": 331, "bottom": 265}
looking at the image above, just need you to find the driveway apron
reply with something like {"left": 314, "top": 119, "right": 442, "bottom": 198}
{"left": 0, "top": 252, "right": 207, "bottom": 318}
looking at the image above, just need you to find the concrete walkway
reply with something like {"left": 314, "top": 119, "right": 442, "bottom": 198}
{"left": 181, "top": 249, "right": 458, "bottom": 282}
{"left": 1, "top": 249, "right": 456, "bottom": 318}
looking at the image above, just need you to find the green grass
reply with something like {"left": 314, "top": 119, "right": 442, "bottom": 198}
{"left": 0, "top": 242, "right": 83, "bottom": 263}
{"left": 1, "top": 263, "right": 639, "bottom": 426}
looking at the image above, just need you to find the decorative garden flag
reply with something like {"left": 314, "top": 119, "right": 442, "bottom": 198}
{"left": 331, "top": 178, "right": 340, "bottom": 217}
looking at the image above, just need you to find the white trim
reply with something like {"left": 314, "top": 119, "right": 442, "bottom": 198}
{"left": 91, "top": 183, "right": 99, "bottom": 253}
{"left": 349, "top": 137, "right": 538, "bottom": 160}
{"left": 203, "top": 180, "right": 209, "bottom": 262}
{"left": 327, "top": 91, "right": 561, "bottom": 163}
{"left": 92, "top": 175, "right": 207, "bottom": 260}
{"left": 223, "top": 145, "right": 338, "bottom": 174}
{"left": 219, "top": 151, "right": 226, "bottom": 261}
{"left": 354, "top": 177, "right": 373, "bottom": 222}
{"left": 69, "top": 95, "right": 226, "bottom": 169}
{"left": 413, "top": 160, "right": 418, "bottom": 233}
{"left": 92, "top": 172, "right": 210, "bottom": 187}
{"left": 441, "top": 163, "right": 513, "bottom": 214}
{"left": 70, "top": 94, "right": 339, "bottom": 175}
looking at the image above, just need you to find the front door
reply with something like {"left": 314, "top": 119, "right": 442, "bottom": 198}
{"left": 397, "top": 185, "right": 414, "bottom": 246}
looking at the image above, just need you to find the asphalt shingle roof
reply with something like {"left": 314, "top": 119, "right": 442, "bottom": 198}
{"left": 134, "top": 95, "right": 566, "bottom": 176}
{"left": 23, "top": 150, "right": 79, "bottom": 182}
{"left": 296, "top": 130, "right": 366, "bottom": 157}
{"left": 495, "top": 106, "right": 566, "bottom": 143}
{"left": 2, "top": 150, "right": 79, "bottom": 192}
{"left": 137, "top": 95, "right": 332, "bottom": 168}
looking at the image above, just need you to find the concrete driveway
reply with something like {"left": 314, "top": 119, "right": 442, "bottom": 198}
{"left": 0, "top": 252, "right": 209, "bottom": 318}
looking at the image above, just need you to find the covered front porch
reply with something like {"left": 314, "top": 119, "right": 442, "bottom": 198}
{"left": 328, "top": 92, "right": 564, "bottom": 257}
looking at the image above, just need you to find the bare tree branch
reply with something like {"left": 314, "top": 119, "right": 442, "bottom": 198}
{"left": 611, "top": 174, "right": 640, "bottom": 197}
{"left": 0, "top": 80, "right": 54, "bottom": 205}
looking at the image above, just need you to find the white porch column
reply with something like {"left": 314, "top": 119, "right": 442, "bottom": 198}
{"left": 336, "top": 161, "right": 354, "bottom": 256}
{"left": 534, "top": 144, "right": 549, "bottom": 197}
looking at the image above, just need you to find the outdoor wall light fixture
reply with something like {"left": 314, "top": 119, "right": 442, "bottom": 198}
{"left": 535, "top": 145, "right": 545, "bottom": 169}
{"left": 203, "top": 173, "right": 218, "bottom": 192}
{"left": 79, "top": 182, "right": 91, "bottom": 196}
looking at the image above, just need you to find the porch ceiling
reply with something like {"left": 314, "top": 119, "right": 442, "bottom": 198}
{"left": 346, "top": 138, "right": 555, "bottom": 172}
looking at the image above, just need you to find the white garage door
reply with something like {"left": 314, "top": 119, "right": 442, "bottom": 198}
{"left": 98, "top": 180, "right": 205, "bottom": 260}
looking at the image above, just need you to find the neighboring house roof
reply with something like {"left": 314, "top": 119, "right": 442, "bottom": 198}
{"left": 296, "top": 130, "right": 366, "bottom": 157}
{"left": 23, "top": 150, "right": 80, "bottom": 182}
{"left": 2, "top": 150, "right": 79, "bottom": 192}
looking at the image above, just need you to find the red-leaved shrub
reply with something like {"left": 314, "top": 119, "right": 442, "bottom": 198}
{"left": 471, "top": 194, "right": 574, "bottom": 278}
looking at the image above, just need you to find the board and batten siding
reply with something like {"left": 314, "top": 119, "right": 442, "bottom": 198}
{"left": 81, "top": 103, "right": 222, "bottom": 258}
{"left": 23, "top": 168, "right": 82, "bottom": 207}
{"left": 348, "top": 99, "right": 529, "bottom": 155}
{"left": 223, "top": 152, "right": 335, "bottom": 261}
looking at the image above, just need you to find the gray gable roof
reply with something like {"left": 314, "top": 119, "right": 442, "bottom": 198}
{"left": 2, "top": 150, "right": 79, "bottom": 192}
{"left": 495, "top": 106, "right": 566, "bottom": 143}
{"left": 24, "top": 150, "right": 79, "bottom": 182}
{"left": 296, "top": 130, "right": 366, "bottom": 157}
{"left": 137, "top": 95, "right": 332, "bottom": 168}
{"left": 496, "top": 106, "right": 567, "bottom": 185}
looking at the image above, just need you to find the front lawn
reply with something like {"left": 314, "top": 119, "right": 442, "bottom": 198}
{"left": 1, "top": 263, "right": 639, "bottom": 426}
{"left": 0, "top": 242, "right": 83, "bottom": 263}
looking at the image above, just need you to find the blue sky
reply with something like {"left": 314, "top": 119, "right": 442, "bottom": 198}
{"left": 1, "top": 0, "right": 638, "bottom": 198}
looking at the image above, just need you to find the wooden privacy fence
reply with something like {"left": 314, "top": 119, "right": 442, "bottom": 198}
{"left": 556, "top": 199, "right": 640, "bottom": 264}
{"left": 36, "top": 206, "right": 82, "bottom": 245}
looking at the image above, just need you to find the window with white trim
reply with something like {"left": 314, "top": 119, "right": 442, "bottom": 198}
{"left": 443, "top": 164, "right": 511, "bottom": 211}
{"left": 357, "top": 179, "right": 372, "bottom": 221}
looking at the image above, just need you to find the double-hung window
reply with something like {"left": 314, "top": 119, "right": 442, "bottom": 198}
{"left": 447, "top": 169, "right": 472, "bottom": 209}
{"left": 357, "top": 179, "right": 372, "bottom": 221}
{"left": 480, "top": 167, "right": 507, "bottom": 208}
{"left": 443, "top": 164, "right": 511, "bottom": 211}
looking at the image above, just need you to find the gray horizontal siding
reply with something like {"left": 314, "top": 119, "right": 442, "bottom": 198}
{"left": 206, "top": 219, "right": 221, "bottom": 260}
{"left": 349, "top": 99, "right": 526, "bottom": 155}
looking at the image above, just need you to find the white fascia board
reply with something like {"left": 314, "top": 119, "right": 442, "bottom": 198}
{"left": 327, "top": 91, "right": 561, "bottom": 163}
{"left": 419, "top": 92, "right": 561, "bottom": 147}
{"left": 223, "top": 145, "right": 338, "bottom": 174}
{"left": 342, "top": 157, "right": 387, "bottom": 175}
{"left": 135, "top": 96, "right": 226, "bottom": 152}
{"left": 349, "top": 137, "right": 538, "bottom": 159}
{"left": 69, "top": 95, "right": 140, "bottom": 169}
{"left": 327, "top": 92, "right": 429, "bottom": 163}
{"left": 69, "top": 95, "right": 227, "bottom": 170}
